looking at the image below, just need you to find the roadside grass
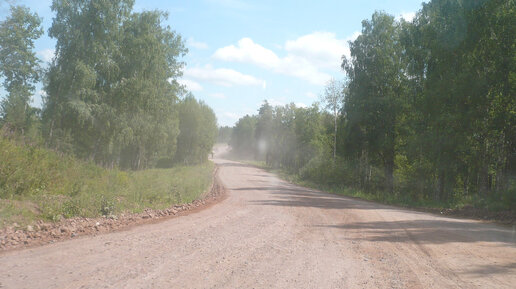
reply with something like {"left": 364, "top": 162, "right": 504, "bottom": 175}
{"left": 0, "top": 136, "right": 214, "bottom": 229}
{"left": 236, "top": 158, "right": 514, "bottom": 218}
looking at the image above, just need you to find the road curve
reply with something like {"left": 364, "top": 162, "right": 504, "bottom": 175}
{"left": 1, "top": 146, "right": 515, "bottom": 288}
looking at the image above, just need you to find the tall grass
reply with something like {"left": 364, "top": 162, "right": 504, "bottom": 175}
{"left": 0, "top": 136, "right": 214, "bottom": 228}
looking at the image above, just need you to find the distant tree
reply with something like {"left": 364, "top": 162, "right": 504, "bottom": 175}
{"left": 255, "top": 100, "right": 274, "bottom": 162}
{"left": 227, "top": 0, "right": 516, "bottom": 211}
{"left": 217, "top": 126, "right": 233, "bottom": 143}
{"left": 230, "top": 115, "right": 257, "bottom": 157}
{"left": 320, "top": 78, "right": 345, "bottom": 160}
{"left": 294, "top": 103, "right": 325, "bottom": 164}
{"left": 0, "top": 5, "right": 43, "bottom": 134}
{"left": 175, "top": 94, "right": 217, "bottom": 165}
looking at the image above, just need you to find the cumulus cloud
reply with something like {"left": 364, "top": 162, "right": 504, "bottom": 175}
{"left": 266, "top": 98, "right": 285, "bottom": 107}
{"left": 37, "top": 48, "right": 55, "bottom": 63}
{"left": 184, "top": 65, "right": 266, "bottom": 88}
{"left": 213, "top": 32, "right": 359, "bottom": 85}
{"left": 37, "top": 89, "right": 47, "bottom": 97}
{"left": 31, "top": 90, "right": 47, "bottom": 107}
{"left": 223, "top": 112, "right": 241, "bottom": 119}
{"left": 187, "top": 38, "right": 209, "bottom": 50}
{"left": 397, "top": 11, "right": 416, "bottom": 22}
{"left": 305, "top": 92, "right": 317, "bottom": 99}
{"left": 214, "top": 37, "right": 329, "bottom": 85}
{"left": 178, "top": 79, "right": 203, "bottom": 92}
{"left": 285, "top": 32, "right": 348, "bottom": 68}
{"left": 214, "top": 38, "right": 280, "bottom": 69}
{"left": 218, "top": 110, "right": 253, "bottom": 126}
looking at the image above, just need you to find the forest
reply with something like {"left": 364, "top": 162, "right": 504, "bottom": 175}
{"left": 0, "top": 0, "right": 218, "bottom": 170}
{"left": 230, "top": 0, "right": 515, "bottom": 210}
{"left": 0, "top": 0, "right": 514, "bottom": 214}
{"left": 0, "top": 0, "right": 219, "bottom": 224}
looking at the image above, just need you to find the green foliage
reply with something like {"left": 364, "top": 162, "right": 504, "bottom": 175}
{"left": 99, "top": 196, "right": 115, "bottom": 216}
{"left": 217, "top": 126, "right": 233, "bottom": 143}
{"left": 0, "top": 5, "right": 43, "bottom": 135}
{"left": 0, "top": 135, "right": 214, "bottom": 228}
{"left": 320, "top": 78, "right": 345, "bottom": 159}
{"left": 394, "top": 0, "right": 515, "bottom": 201}
{"left": 230, "top": 102, "right": 328, "bottom": 172}
{"left": 230, "top": 0, "right": 515, "bottom": 211}
{"left": 174, "top": 94, "right": 218, "bottom": 165}
{"left": 43, "top": 0, "right": 188, "bottom": 169}
{"left": 230, "top": 114, "right": 258, "bottom": 157}
{"left": 342, "top": 11, "right": 405, "bottom": 193}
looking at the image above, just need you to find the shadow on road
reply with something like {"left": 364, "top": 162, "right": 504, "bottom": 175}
{"left": 463, "top": 262, "right": 516, "bottom": 276}
{"left": 217, "top": 162, "right": 256, "bottom": 168}
{"left": 221, "top": 159, "right": 516, "bottom": 248}
{"left": 317, "top": 219, "right": 516, "bottom": 245}
{"left": 246, "top": 185, "right": 516, "bottom": 246}
{"left": 249, "top": 187, "right": 396, "bottom": 211}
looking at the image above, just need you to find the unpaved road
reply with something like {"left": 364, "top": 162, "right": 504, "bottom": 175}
{"left": 1, "top": 146, "right": 515, "bottom": 288}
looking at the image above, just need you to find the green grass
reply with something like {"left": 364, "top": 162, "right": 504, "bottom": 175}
{"left": 239, "top": 158, "right": 513, "bottom": 214}
{"left": 0, "top": 136, "right": 214, "bottom": 229}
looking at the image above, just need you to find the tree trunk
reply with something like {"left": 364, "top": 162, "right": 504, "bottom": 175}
{"left": 438, "top": 170, "right": 446, "bottom": 201}
{"left": 385, "top": 158, "right": 394, "bottom": 193}
{"left": 384, "top": 139, "right": 395, "bottom": 193}
{"left": 49, "top": 120, "right": 54, "bottom": 141}
{"left": 333, "top": 108, "right": 337, "bottom": 160}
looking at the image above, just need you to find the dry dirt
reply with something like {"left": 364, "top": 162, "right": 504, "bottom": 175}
{"left": 1, "top": 144, "right": 515, "bottom": 288}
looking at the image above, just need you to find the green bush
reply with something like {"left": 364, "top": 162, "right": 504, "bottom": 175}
{"left": 0, "top": 135, "right": 214, "bottom": 228}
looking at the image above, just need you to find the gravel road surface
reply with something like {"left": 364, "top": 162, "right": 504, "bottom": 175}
{"left": 1, "top": 145, "right": 515, "bottom": 288}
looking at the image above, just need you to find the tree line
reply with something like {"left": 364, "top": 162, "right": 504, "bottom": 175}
{"left": 231, "top": 0, "right": 515, "bottom": 206}
{"left": 0, "top": 0, "right": 217, "bottom": 169}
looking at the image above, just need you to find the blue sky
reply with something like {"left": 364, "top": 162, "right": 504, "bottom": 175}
{"left": 0, "top": 0, "right": 425, "bottom": 126}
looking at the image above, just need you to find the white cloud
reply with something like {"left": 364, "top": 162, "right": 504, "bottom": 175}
{"left": 397, "top": 11, "right": 416, "bottom": 22}
{"left": 213, "top": 32, "right": 359, "bottom": 86}
{"left": 214, "top": 37, "right": 329, "bottom": 85}
{"left": 223, "top": 112, "right": 241, "bottom": 119}
{"left": 214, "top": 37, "right": 280, "bottom": 69}
{"left": 267, "top": 98, "right": 285, "bottom": 107}
{"left": 218, "top": 110, "right": 250, "bottom": 126}
{"left": 295, "top": 102, "right": 308, "bottom": 108}
{"left": 305, "top": 92, "right": 317, "bottom": 99}
{"left": 37, "top": 48, "right": 55, "bottom": 63}
{"left": 277, "top": 55, "right": 331, "bottom": 86}
{"left": 178, "top": 79, "right": 203, "bottom": 92}
{"left": 31, "top": 90, "right": 46, "bottom": 107}
{"left": 37, "top": 90, "right": 47, "bottom": 97}
{"left": 210, "top": 92, "right": 227, "bottom": 99}
{"left": 285, "top": 32, "right": 349, "bottom": 69}
{"left": 187, "top": 38, "right": 209, "bottom": 50}
{"left": 184, "top": 65, "right": 266, "bottom": 88}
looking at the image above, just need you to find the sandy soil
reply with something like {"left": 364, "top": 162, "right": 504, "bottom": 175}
{"left": 1, "top": 144, "right": 515, "bottom": 288}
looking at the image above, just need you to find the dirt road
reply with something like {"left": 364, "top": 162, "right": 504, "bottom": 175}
{"left": 1, "top": 146, "right": 515, "bottom": 288}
